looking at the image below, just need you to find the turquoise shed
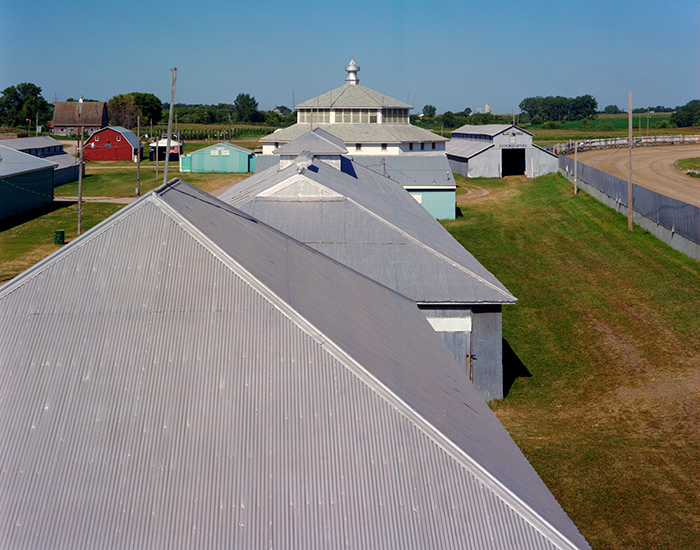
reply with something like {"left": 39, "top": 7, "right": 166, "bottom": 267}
{"left": 179, "top": 142, "right": 256, "bottom": 173}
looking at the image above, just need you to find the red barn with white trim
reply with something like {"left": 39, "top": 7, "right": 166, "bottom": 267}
{"left": 83, "top": 126, "right": 141, "bottom": 161}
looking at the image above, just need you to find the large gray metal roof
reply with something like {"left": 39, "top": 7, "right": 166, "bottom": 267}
{"left": 273, "top": 127, "right": 347, "bottom": 155}
{"left": 296, "top": 83, "right": 412, "bottom": 109}
{"left": 220, "top": 155, "right": 514, "bottom": 305}
{"left": 0, "top": 144, "right": 57, "bottom": 177}
{"left": 0, "top": 179, "right": 588, "bottom": 549}
{"left": 261, "top": 122, "right": 448, "bottom": 144}
{"left": 446, "top": 139, "right": 494, "bottom": 159}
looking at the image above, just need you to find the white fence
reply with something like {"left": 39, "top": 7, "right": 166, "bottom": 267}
{"left": 547, "top": 134, "right": 700, "bottom": 155}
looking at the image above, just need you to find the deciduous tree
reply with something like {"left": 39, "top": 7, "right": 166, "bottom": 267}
{"left": 0, "top": 83, "right": 53, "bottom": 128}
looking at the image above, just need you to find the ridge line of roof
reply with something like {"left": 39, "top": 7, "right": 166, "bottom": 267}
{"left": 154, "top": 188, "right": 570, "bottom": 543}
{"left": 336, "top": 194, "right": 516, "bottom": 302}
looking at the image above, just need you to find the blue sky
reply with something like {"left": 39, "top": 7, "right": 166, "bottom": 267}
{"left": 1, "top": 0, "right": 698, "bottom": 114}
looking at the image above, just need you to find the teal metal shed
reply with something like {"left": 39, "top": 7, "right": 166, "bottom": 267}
{"left": 179, "top": 142, "right": 256, "bottom": 173}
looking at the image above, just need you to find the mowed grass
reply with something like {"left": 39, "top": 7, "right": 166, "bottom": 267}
{"left": 0, "top": 202, "right": 124, "bottom": 283}
{"left": 444, "top": 174, "right": 700, "bottom": 550}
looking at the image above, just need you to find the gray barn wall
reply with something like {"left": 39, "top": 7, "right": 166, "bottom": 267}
{"left": 0, "top": 168, "right": 54, "bottom": 220}
{"left": 420, "top": 305, "right": 503, "bottom": 401}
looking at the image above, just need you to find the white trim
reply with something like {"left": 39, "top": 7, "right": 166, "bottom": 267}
{"left": 427, "top": 317, "right": 472, "bottom": 332}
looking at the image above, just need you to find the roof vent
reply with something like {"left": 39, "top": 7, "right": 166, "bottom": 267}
{"left": 345, "top": 58, "right": 360, "bottom": 85}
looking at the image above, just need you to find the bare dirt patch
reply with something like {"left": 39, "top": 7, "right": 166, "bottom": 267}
{"left": 576, "top": 145, "right": 700, "bottom": 207}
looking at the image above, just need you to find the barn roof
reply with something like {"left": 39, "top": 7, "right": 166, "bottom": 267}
{"left": 0, "top": 179, "right": 588, "bottom": 549}
{"left": 262, "top": 122, "right": 447, "bottom": 144}
{"left": 0, "top": 144, "right": 57, "bottom": 177}
{"left": 446, "top": 139, "right": 494, "bottom": 159}
{"left": 52, "top": 101, "right": 107, "bottom": 127}
{"left": 451, "top": 124, "right": 534, "bottom": 138}
{"left": 220, "top": 148, "right": 515, "bottom": 305}
{"left": 273, "top": 127, "right": 347, "bottom": 155}
{"left": 0, "top": 136, "right": 65, "bottom": 151}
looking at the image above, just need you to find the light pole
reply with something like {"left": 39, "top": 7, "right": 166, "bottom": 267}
{"left": 26, "top": 119, "right": 30, "bottom": 136}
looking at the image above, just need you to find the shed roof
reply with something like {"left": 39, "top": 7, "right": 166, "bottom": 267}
{"left": 262, "top": 122, "right": 447, "bottom": 144}
{"left": 446, "top": 139, "right": 494, "bottom": 159}
{"left": 451, "top": 124, "right": 534, "bottom": 138}
{"left": 220, "top": 153, "right": 514, "bottom": 305}
{"left": 180, "top": 141, "right": 253, "bottom": 158}
{"left": 0, "top": 136, "right": 64, "bottom": 151}
{"left": 52, "top": 101, "right": 107, "bottom": 127}
{"left": 0, "top": 179, "right": 588, "bottom": 549}
{"left": 0, "top": 144, "right": 57, "bottom": 177}
{"left": 296, "top": 83, "right": 412, "bottom": 110}
{"left": 273, "top": 127, "right": 347, "bottom": 155}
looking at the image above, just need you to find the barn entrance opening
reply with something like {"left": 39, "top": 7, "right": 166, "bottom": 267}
{"left": 502, "top": 148, "right": 525, "bottom": 176}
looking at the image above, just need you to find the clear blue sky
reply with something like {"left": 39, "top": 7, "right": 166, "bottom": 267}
{"left": 1, "top": 0, "right": 698, "bottom": 114}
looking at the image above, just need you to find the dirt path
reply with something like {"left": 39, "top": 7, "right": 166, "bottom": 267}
{"left": 576, "top": 145, "right": 700, "bottom": 207}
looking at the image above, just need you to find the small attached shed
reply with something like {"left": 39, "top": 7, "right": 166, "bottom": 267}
{"left": 0, "top": 145, "right": 55, "bottom": 220}
{"left": 179, "top": 142, "right": 256, "bottom": 173}
{"left": 83, "top": 126, "right": 141, "bottom": 162}
{"left": 447, "top": 124, "right": 558, "bottom": 178}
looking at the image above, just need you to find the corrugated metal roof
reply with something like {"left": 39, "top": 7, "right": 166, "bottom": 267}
{"left": 94, "top": 126, "right": 140, "bottom": 149}
{"left": 296, "top": 84, "right": 412, "bottom": 109}
{"left": 0, "top": 145, "right": 57, "bottom": 177}
{"left": 0, "top": 136, "right": 65, "bottom": 151}
{"left": 0, "top": 179, "right": 589, "bottom": 549}
{"left": 52, "top": 101, "right": 107, "bottom": 127}
{"left": 451, "top": 124, "right": 534, "bottom": 138}
{"left": 260, "top": 122, "right": 448, "bottom": 144}
{"left": 220, "top": 156, "right": 513, "bottom": 305}
{"left": 273, "top": 128, "right": 347, "bottom": 155}
{"left": 446, "top": 139, "right": 494, "bottom": 159}
{"left": 351, "top": 154, "right": 454, "bottom": 188}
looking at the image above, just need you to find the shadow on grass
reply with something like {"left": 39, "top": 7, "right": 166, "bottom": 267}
{"left": 455, "top": 206, "right": 463, "bottom": 218}
{"left": 503, "top": 338, "right": 531, "bottom": 397}
{"left": 0, "top": 200, "right": 77, "bottom": 232}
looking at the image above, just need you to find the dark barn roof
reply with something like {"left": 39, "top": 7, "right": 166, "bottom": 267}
{"left": 52, "top": 101, "right": 108, "bottom": 128}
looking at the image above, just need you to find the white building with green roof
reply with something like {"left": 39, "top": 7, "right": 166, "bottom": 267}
{"left": 258, "top": 60, "right": 456, "bottom": 219}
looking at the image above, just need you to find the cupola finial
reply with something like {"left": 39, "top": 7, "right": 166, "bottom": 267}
{"left": 345, "top": 58, "right": 360, "bottom": 85}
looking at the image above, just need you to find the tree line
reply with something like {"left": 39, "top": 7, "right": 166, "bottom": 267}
{"left": 519, "top": 95, "right": 598, "bottom": 123}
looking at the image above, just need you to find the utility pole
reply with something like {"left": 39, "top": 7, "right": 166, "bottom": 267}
{"left": 78, "top": 97, "right": 84, "bottom": 235}
{"left": 628, "top": 93, "right": 633, "bottom": 232}
{"left": 136, "top": 115, "right": 141, "bottom": 197}
{"left": 574, "top": 141, "right": 578, "bottom": 194}
{"left": 163, "top": 67, "right": 177, "bottom": 185}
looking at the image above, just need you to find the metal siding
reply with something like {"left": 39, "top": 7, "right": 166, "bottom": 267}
{"left": 0, "top": 168, "right": 54, "bottom": 219}
{"left": 0, "top": 182, "right": 589, "bottom": 549}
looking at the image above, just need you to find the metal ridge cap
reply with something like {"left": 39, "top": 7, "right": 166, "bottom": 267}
{"left": 151, "top": 190, "right": 581, "bottom": 550}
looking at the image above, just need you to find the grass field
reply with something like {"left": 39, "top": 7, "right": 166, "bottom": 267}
{"left": 446, "top": 173, "right": 700, "bottom": 550}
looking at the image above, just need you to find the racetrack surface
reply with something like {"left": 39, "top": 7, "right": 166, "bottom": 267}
{"left": 576, "top": 145, "right": 700, "bottom": 208}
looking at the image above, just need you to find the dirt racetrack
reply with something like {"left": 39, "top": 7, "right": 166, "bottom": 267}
{"left": 576, "top": 145, "right": 700, "bottom": 207}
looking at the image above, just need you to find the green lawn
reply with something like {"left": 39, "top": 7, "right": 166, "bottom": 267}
{"left": 445, "top": 173, "right": 700, "bottom": 550}
{"left": 0, "top": 202, "right": 124, "bottom": 283}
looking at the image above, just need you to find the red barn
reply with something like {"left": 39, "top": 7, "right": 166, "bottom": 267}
{"left": 83, "top": 126, "right": 141, "bottom": 162}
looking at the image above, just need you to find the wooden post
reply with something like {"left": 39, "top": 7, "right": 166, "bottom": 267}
{"left": 628, "top": 93, "right": 633, "bottom": 231}
{"left": 163, "top": 67, "right": 177, "bottom": 186}
{"left": 136, "top": 115, "right": 141, "bottom": 197}
{"left": 574, "top": 141, "right": 578, "bottom": 194}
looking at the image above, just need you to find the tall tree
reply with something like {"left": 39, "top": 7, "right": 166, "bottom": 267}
{"left": 422, "top": 104, "right": 436, "bottom": 117}
{"left": 233, "top": 93, "right": 261, "bottom": 123}
{"left": 107, "top": 94, "right": 140, "bottom": 127}
{"left": 131, "top": 92, "right": 163, "bottom": 124}
{"left": 0, "top": 83, "right": 53, "bottom": 128}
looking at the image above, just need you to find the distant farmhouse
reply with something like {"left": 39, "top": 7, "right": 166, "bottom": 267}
{"left": 447, "top": 124, "right": 558, "bottom": 178}
{"left": 0, "top": 179, "right": 590, "bottom": 549}
{"left": 0, "top": 145, "right": 55, "bottom": 220}
{"left": 51, "top": 101, "right": 108, "bottom": 136}
{"left": 83, "top": 126, "right": 141, "bottom": 162}
{"left": 257, "top": 60, "right": 456, "bottom": 219}
{"left": 0, "top": 136, "right": 81, "bottom": 185}
{"left": 220, "top": 128, "right": 517, "bottom": 401}
{"left": 180, "top": 142, "right": 256, "bottom": 173}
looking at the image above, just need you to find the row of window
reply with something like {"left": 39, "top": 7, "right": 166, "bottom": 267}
{"left": 94, "top": 135, "right": 121, "bottom": 142}
{"left": 297, "top": 108, "right": 410, "bottom": 124}
{"left": 353, "top": 142, "right": 437, "bottom": 151}
{"left": 453, "top": 133, "right": 493, "bottom": 142}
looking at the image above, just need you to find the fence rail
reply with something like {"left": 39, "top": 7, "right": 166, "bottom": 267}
{"left": 547, "top": 134, "right": 700, "bottom": 155}
{"left": 559, "top": 156, "right": 700, "bottom": 258}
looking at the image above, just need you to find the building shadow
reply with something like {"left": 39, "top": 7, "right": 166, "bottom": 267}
{"left": 503, "top": 338, "right": 531, "bottom": 397}
{"left": 455, "top": 206, "right": 463, "bottom": 218}
{"left": 0, "top": 200, "right": 77, "bottom": 232}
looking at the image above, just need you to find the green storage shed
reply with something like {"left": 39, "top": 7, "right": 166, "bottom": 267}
{"left": 179, "top": 142, "right": 256, "bottom": 173}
